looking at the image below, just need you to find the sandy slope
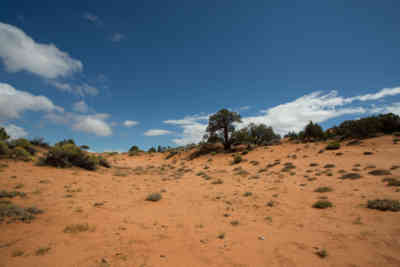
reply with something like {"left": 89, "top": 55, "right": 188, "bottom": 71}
{"left": 1, "top": 135, "right": 400, "bottom": 267}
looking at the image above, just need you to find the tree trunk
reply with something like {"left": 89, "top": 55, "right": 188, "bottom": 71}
{"left": 223, "top": 126, "right": 230, "bottom": 150}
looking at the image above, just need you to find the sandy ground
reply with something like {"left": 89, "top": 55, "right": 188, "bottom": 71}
{"left": 1, "top": 135, "right": 400, "bottom": 267}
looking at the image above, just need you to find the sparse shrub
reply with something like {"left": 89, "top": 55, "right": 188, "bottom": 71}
{"left": 0, "top": 127, "right": 9, "bottom": 141}
{"left": 41, "top": 144, "right": 99, "bottom": 170}
{"left": 326, "top": 141, "right": 340, "bottom": 150}
{"left": 232, "top": 155, "right": 242, "bottom": 164}
{"left": 35, "top": 247, "right": 51, "bottom": 256}
{"left": 166, "top": 151, "right": 178, "bottom": 160}
{"left": 63, "top": 223, "right": 91, "bottom": 233}
{"left": 10, "top": 147, "right": 31, "bottom": 161}
{"left": 0, "top": 141, "right": 9, "bottom": 156}
{"left": 323, "top": 164, "right": 335, "bottom": 168}
{"left": 80, "top": 145, "right": 90, "bottom": 150}
{"left": 30, "top": 137, "right": 50, "bottom": 148}
{"left": 243, "top": 191, "right": 252, "bottom": 197}
{"left": 148, "top": 147, "right": 156, "bottom": 153}
{"left": 55, "top": 139, "right": 75, "bottom": 146}
{"left": 313, "top": 200, "right": 333, "bottom": 209}
{"left": 230, "top": 220, "right": 239, "bottom": 226}
{"left": 8, "top": 138, "right": 36, "bottom": 155}
{"left": 367, "top": 199, "right": 400, "bottom": 211}
{"left": 98, "top": 156, "right": 111, "bottom": 168}
{"left": 314, "top": 186, "right": 333, "bottom": 193}
{"left": 393, "top": 132, "right": 400, "bottom": 137}
{"left": 363, "top": 151, "right": 373, "bottom": 155}
{"left": 315, "top": 249, "right": 328, "bottom": 258}
{"left": 303, "top": 121, "right": 325, "bottom": 141}
{"left": 368, "top": 169, "right": 391, "bottom": 176}
{"left": 0, "top": 201, "right": 43, "bottom": 223}
{"left": 241, "top": 150, "right": 248, "bottom": 155}
{"left": 340, "top": 173, "right": 361, "bottom": 180}
{"left": 146, "top": 193, "right": 162, "bottom": 202}
{"left": 211, "top": 179, "right": 224, "bottom": 184}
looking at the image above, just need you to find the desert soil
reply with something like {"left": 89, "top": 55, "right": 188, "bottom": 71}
{"left": 1, "top": 136, "right": 400, "bottom": 267}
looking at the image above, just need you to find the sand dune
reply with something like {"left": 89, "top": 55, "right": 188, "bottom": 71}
{"left": 1, "top": 135, "right": 400, "bottom": 267}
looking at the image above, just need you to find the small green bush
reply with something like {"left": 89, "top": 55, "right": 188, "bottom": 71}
{"left": 10, "top": 147, "right": 31, "bottom": 161}
{"left": 367, "top": 199, "right": 400, "bottom": 211}
{"left": 326, "top": 142, "right": 340, "bottom": 150}
{"left": 232, "top": 155, "right": 242, "bottom": 164}
{"left": 41, "top": 144, "right": 98, "bottom": 170}
{"left": 8, "top": 138, "right": 36, "bottom": 155}
{"left": 312, "top": 200, "right": 333, "bottom": 209}
{"left": 340, "top": 173, "right": 361, "bottom": 180}
{"left": 146, "top": 193, "right": 162, "bottom": 202}
{"left": 0, "top": 141, "right": 9, "bottom": 156}
{"left": 314, "top": 186, "right": 333, "bottom": 193}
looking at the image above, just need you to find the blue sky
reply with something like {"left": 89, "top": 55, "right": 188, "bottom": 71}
{"left": 1, "top": 0, "right": 400, "bottom": 152}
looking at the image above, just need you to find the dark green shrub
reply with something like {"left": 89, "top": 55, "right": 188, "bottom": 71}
{"left": 0, "top": 127, "right": 9, "bottom": 141}
{"left": 8, "top": 138, "right": 36, "bottom": 155}
{"left": 166, "top": 151, "right": 178, "bottom": 159}
{"left": 129, "top": 145, "right": 140, "bottom": 152}
{"left": 303, "top": 121, "right": 324, "bottom": 141}
{"left": 312, "top": 200, "right": 333, "bottom": 209}
{"left": 340, "top": 173, "right": 361, "bottom": 180}
{"left": 10, "top": 147, "right": 31, "bottom": 161}
{"left": 232, "top": 155, "right": 242, "bottom": 164}
{"left": 30, "top": 138, "right": 50, "bottom": 149}
{"left": 55, "top": 139, "right": 75, "bottom": 146}
{"left": 326, "top": 142, "right": 340, "bottom": 150}
{"left": 98, "top": 157, "right": 111, "bottom": 168}
{"left": 80, "top": 145, "right": 90, "bottom": 150}
{"left": 41, "top": 144, "right": 98, "bottom": 170}
{"left": 314, "top": 186, "right": 333, "bottom": 193}
{"left": 146, "top": 193, "right": 162, "bottom": 202}
{"left": 0, "top": 141, "right": 9, "bottom": 156}
{"left": 369, "top": 169, "right": 391, "bottom": 176}
{"left": 148, "top": 147, "right": 156, "bottom": 153}
{"left": 367, "top": 199, "right": 400, "bottom": 211}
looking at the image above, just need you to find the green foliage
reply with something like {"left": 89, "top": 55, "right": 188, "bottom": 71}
{"left": 98, "top": 156, "right": 111, "bottom": 168}
{"left": 232, "top": 123, "right": 280, "bottom": 145}
{"left": 30, "top": 138, "right": 50, "bottom": 148}
{"left": 312, "top": 200, "right": 333, "bottom": 209}
{"left": 41, "top": 144, "right": 99, "bottom": 170}
{"left": 55, "top": 139, "right": 75, "bottom": 146}
{"left": 326, "top": 141, "right": 340, "bottom": 150}
{"left": 166, "top": 151, "right": 178, "bottom": 159}
{"left": 146, "top": 193, "right": 162, "bottom": 202}
{"left": 129, "top": 145, "right": 140, "bottom": 152}
{"left": 205, "top": 109, "right": 241, "bottom": 150}
{"left": 8, "top": 138, "right": 36, "bottom": 155}
{"left": 0, "top": 141, "right": 9, "bottom": 156}
{"left": 232, "top": 154, "right": 242, "bottom": 164}
{"left": 80, "top": 145, "right": 90, "bottom": 150}
{"left": 367, "top": 199, "right": 400, "bottom": 211}
{"left": 10, "top": 147, "right": 31, "bottom": 161}
{"left": 303, "top": 121, "right": 325, "bottom": 141}
{"left": 148, "top": 147, "right": 156, "bottom": 153}
{"left": 0, "top": 127, "right": 9, "bottom": 141}
{"left": 330, "top": 113, "right": 400, "bottom": 139}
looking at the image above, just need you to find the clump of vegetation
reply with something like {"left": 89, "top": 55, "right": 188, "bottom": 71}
{"left": 368, "top": 169, "right": 391, "bottom": 176}
{"left": 40, "top": 143, "right": 102, "bottom": 171}
{"left": 315, "top": 249, "right": 328, "bottom": 258}
{"left": 323, "top": 164, "right": 335, "bottom": 169}
{"left": 0, "top": 190, "right": 26, "bottom": 198}
{"left": 314, "top": 186, "right": 333, "bottom": 193}
{"left": 326, "top": 141, "right": 340, "bottom": 150}
{"left": 232, "top": 155, "right": 242, "bottom": 164}
{"left": 0, "top": 141, "right": 10, "bottom": 156}
{"left": 382, "top": 178, "right": 400, "bottom": 187}
{"left": 230, "top": 220, "right": 239, "bottom": 226}
{"left": 63, "top": 223, "right": 92, "bottom": 233}
{"left": 30, "top": 137, "right": 50, "bottom": 148}
{"left": 166, "top": 151, "right": 178, "bottom": 159}
{"left": 232, "top": 123, "right": 281, "bottom": 146}
{"left": 146, "top": 193, "right": 162, "bottom": 202}
{"left": 211, "top": 179, "right": 224, "bottom": 185}
{"left": 0, "top": 201, "right": 43, "bottom": 223}
{"left": 243, "top": 191, "right": 253, "bottom": 197}
{"left": 340, "top": 173, "right": 361, "bottom": 180}
{"left": 312, "top": 200, "right": 333, "bottom": 209}
{"left": 367, "top": 199, "right": 400, "bottom": 211}
{"left": 35, "top": 246, "right": 51, "bottom": 256}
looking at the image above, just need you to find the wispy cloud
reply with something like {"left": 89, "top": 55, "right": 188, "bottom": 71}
{"left": 72, "top": 100, "right": 89, "bottom": 113}
{"left": 83, "top": 13, "right": 101, "bottom": 24}
{"left": 0, "top": 82, "right": 63, "bottom": 121}
{"left": 144, "top": 129, "right": 172, "bottom": 136}
{"left": 0, "top": 22, "right": 83, "bottom": 79}
{"left": 111, "top": 33, "right": 125, "bottom": 42}
{"left": 123, "top": 120, "right": 139, "bottom": 127}
{"left": 48, "top": 81, "right": 99, "bottom": 96}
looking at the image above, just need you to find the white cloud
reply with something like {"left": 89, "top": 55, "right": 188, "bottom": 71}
{"left": 370, "top": 102, "right": 400, "bottom": 115}
{"left": 83, "top": 13, "right": 100, "bottom": 24}
{"left": 111, "top": 33, "right": 125, "bottom": 42}
{"left": 0, "top": 82, "right": 63, "bottom": 120}
{"left": 123, "top": 120, "right": 139, "bottom": 127}
{"left": 49, "top": 81, "right": 99, "bottom": 96}
{"left": 347, "top": 87, "right": 400, "bottom": 102}
{"left": 72, "top": 100, "right": 89, "bottom": 113}
{"left": 72, "top": 113, "right": 112, "bottom": 136}
{"left": 144, "top": 129, "right": 172, "bottom": 136}
{"left": 239, "top": 106, "right": 251, "bottom": 111}
{"left": 45, "top": 112, "right": 112, "bottom": 137}
{"left": 0, "top": 124, "right": 27, "bottom": 139}
{"left": 0, "top": 22, "right": 83, "bottom": 79}
{"left": 164, "top": 115, "right": 209, "bottom": 145}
